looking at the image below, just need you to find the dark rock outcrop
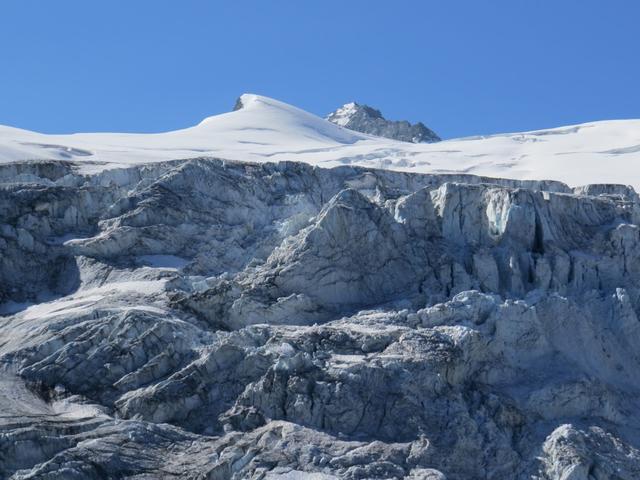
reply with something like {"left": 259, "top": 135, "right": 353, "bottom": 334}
{"left": 327, "top": 102, "right": 441, "bottom": 143}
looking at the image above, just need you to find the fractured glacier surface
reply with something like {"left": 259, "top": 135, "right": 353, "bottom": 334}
{"left": 0, "top": 158, "right": 639, "bottom": 479}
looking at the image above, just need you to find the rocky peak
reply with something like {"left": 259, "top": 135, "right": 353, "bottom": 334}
{"left": 232, "top": 96, "right": 245, "bottom": 111}
{"left": 327, "top": 101, "right": 441, "bottom": 143}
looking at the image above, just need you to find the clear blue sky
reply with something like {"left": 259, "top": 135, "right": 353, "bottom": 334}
{"left": 1, "top": 1, "right": 638, "bottom": 139}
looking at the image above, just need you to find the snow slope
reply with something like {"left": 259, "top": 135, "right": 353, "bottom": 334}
{"left": 1, "top": 93, "right": 639, "bottom": 188}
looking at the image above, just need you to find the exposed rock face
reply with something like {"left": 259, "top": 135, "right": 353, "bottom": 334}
{"left": 327, "top": 102, "right": 441, "bottom": 143}
{"left": 1, "top": 158, "right": 640, "bottom": 479}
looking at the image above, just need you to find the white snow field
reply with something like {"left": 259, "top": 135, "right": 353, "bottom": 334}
{"left": 0, "top": 93, "right": 639, "bottom": 188}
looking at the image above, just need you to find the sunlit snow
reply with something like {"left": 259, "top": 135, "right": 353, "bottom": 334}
{"left": 0, "top": 93, "right": 639, "bottom": 188}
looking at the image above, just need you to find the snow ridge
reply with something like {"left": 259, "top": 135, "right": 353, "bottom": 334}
{"left": 0, "top": 94, "right": 638, "bottom": 189}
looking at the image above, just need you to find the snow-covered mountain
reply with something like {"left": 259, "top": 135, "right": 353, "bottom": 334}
{"left": 326, "top": 101, "right": 441, "bottom": 143}
{"left": 0, "top": 93, "right": 639, "bottom": 189}
{"left": 2, "top": 94, "right": 640, "bottom": 479}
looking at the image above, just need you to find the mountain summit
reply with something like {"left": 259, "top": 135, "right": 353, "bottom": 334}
{"left": 327, "top": 101, "right": 441, "bottom": 143}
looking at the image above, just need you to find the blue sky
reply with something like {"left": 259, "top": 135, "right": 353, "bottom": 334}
{"left": 0, "top": 1, "right": 638, "bottom": 138}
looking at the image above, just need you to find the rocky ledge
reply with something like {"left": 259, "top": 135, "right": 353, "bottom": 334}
{"left": 0, "top": 158, "right": 639, "bottom": 479}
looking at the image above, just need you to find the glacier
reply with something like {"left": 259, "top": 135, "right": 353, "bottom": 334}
{"left": 0, "top": 96, "right": 640, "bottom": 479}
{"left": 0, "top": 94, "right": 639, "bottom": 189}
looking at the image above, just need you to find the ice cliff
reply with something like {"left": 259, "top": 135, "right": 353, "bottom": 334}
{"left": 1, "top": 157, "right": 639, "bottom": 479}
